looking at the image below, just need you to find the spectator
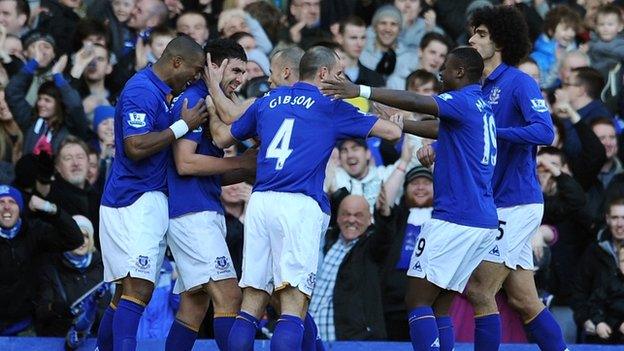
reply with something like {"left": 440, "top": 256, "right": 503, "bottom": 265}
{"left": 71, "top": 18, "right": 111, "bottom": 57}
{"left": 531, "top": 5, "right": 582, "bottom": 89}
{"left": 518, "top": 57, "right": 541, "bottom": 85}
{"left": 336, "top": 16, "right": 385, "bottom": 88}
{"left": 37, "top": 0, "right": 84, "bottom": 56}
{"left": 86, "top": 146, "right": 100, "bottom": 187}
{"left": 554, "top": 50, "right": 590, "bottom": 92}
{"left": 86, "top": 0, "right": 134, "bottom": 60}
{"left": 231, "top": 31, "right": 256, "bottom": 52}
{"left": 394, "top": 0, "right": 444, "bottom": 50}
{"left": 244, "top": 48, "right": 269, "bottom": 79}
{"left": 91, "top": 105, "right": 114, "bottom": 158}
{"left": 243, "top": 1, "right": 284, "bottom": 45}
{"left": 571, "top": 197, "right": 624, "bottom": 343}
{"left": 360, "top": 5, "right": 419, "bottom": 89}
{"left": 69, "top": 43, "right": 114, "bottom": 122}
{"left": 378, "top": 166, "right": 433, "bottom": 340}
{"left": 588, "top": 4, "right": 624, "bottom": 80}
{"left": 0, "top": 185, "right": 84, "bottom": 335}
{"left": 416, "top": 32, "right": 451, "bottom": 74}
{"left": 0, "top": 88, "right": 23, "bottom": 167}
{"left": 309, "top": 193, "right": 395, "bottom": 341}
{"left": 217, "top": 8, "right": 272, "bottom": 54}
{"left": 136, "top": 24, "right": 176, "bottom": 70}
{"left": 35, "top": 215, "right": 109, "bottom": 349}
{"left": 561, "top": 67, "right": 612, "bottom": 123}
{"left": 0, "top": 0, "right": 29, "bottom": 38}
{"left": 176, "top": 11, "right": 210, "bottom": 47}
{"left": 288, "top": 0, "right": 328, "bottom": 46}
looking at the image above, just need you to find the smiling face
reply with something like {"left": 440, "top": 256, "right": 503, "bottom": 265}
{"left": 36, "top": 94, "right": 58, "bottom": 119}
{"left": 374, "top": 15, "right": 400, "bottom": 49}
{"left": 112, "top": 0, "right": 135, "bottom": 22}
{"left": 338, "top": 140, "right": 370, "bottom": 179}
{"left": 337, "top": 195, "right": 371, "bottom": 241}
{"left": 220, "top": 58, "right": 247, "bottom": 96}
{"left": 405, "top": 177, "right": 433, "bottom": 208}
{"left": 552, "top": 21, "right": 576, "bottom": 47}
{"left": 593, "top": 122, "right": 618, "bottom": 160}
{"left": 608, "top": 204, "right": 624, "bottom": 241}
{"left": 0, "top": 196, "right": 19, "bottom": 229}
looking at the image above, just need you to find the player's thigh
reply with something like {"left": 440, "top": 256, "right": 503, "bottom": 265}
{"left": 239, "top": 193, "right": 273, "bottom": 294}
{"left": 500, "top": 204, "right": 544, "bottom": 270}
{"left": 405, "top": 276, "right": 443, "bottom": 308}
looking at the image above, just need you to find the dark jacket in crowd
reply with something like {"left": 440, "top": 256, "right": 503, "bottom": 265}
{"left": 354, "top": 61, "right": 386, "bottom": 88}
{"left": 321, "top": 209, "right": 395, "bottom": 340}
{"left": 542, "top": 173, "right": 593, "bottom": 304}
{"left": 587, "top": 260, "right": 624, "bottom": 343}
{"left": 35, "top": 251, "right": 108, "bottom": 336}
{"left": 0, "top": 209, "right": 84, "bottom": 330}
{"left": 570, "top": 228, "right": 620, "bottom": 327}
{"left": 37, "top": 0, "right": 81, "bottom": 56}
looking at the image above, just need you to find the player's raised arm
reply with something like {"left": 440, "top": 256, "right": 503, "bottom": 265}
{"left": 206, "top": 96, "right": 237, "bottom": 149}
{"left": 124, "top": 98, "right": 207, "bottom": 161}
{"left": 321, "top": 74, "right": 439, "bottom": 116}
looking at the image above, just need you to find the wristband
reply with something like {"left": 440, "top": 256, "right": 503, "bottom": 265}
{"left": 169, "top": 120, "right": 189, "bottom": 139}
{"left": 359, "top": 85, "right": 371, "bottom": 99}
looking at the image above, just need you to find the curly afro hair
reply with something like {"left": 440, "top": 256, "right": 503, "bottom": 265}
{"left": 469, "top": 5, "right": 531, "bottom": 67}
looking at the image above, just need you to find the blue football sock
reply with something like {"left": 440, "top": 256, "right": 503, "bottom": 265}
{"left": 228, "top": 311, "right": 258, "bottom": 351}
{"left": 214, "top": 314, "right": 236, "bottom": 351}
{"left": 302, "top": 312, "right": 325, "bottom": 351}
{"left": 113, "top": 297, "right": 145, "bottom": 351}
{"left": 408, "top": 306, "right": 440, "bottom": 351}
{"left": 271, "top": 314, "right": 304, "bottom": 351}
{"left": 436, "top": 316, "right": 454, "bottom": 351}
{"left": 96, "top": 303, "right": 116, "bottom": 351}
{"left": 165, "top": 319, "right": 198, "bottom": 351}
{"left": 475, "top": 313, "right": 501, "bottom": 351}
{"left": 526, "top": 308, "right": 568, "bottom": 351}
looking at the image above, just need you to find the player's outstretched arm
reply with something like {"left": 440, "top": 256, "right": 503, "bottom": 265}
{"left": 124, "top": 99, "right": 207, "bottom": 161}
{"left": 370, "top": 118, "right": 402, "bottom": 143}
{"left": 173, "top": 139, "right": 257, "bottom": 177}
{"left": 206, "top": 96, "right": 237, "bottom": 149}
{"left": 321, "top": 75, "right": 439, "bottom": 116}
{"left": 403, "top": 119, "right": 439, "bottom": 139}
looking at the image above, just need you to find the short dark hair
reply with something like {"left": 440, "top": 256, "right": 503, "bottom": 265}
{"left": 537, "top": 146, "right": 567, "bottom": 165}
{"left": 572, "top": 67, "right": 604, "bottom": 99}
{"left": 204, "top": 38, "right": 247, "bottom": 66}
{"left": 0, "top": 0, "right": 30, "bottom": 19}
{"left": 419, "top": 32, "right": 452, "bottom": 51}
{"left": 73, "top": 18, "right": 110, "bottom": 52}
{"left": 470, "top": 5, "right": 531, "bottom": 66}
{"left": 449, "top": 46, "right": 484, "bottom": 83}
{"left": 607, "top": 197, "right": 624, "bottom": 213}
{"left": 230, "top": 31, "right": 254, "bottom": 44}
{"left": 590, "top": 116, "right": 615, "bottom": 130}
{"left": 406, "top": 69, "right": 441, "bottom": 92}
{"left": 338, "top": 15, "right": 366, "bottom": 34}
{"left": 299, "top": 46, "right": 339, "bottom": 81}
{"left": 543, "top": 5, "right": 582, "bottom": 37}
{"left": 597, "top": 4, "right": 623, "bottom": 22}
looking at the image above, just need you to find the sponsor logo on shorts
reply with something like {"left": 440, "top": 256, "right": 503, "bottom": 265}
{"left": 215, "top": 256, "right": 230, "bottom": 272}
{"left": 136, "top": 255, "right": 151, "bottom": 270}
{"left": 412, "top": 261, "right": 422, "bottom": 272}
{"left": 305, "top": 272, "right": 316, "bottom": 290}
{"left": 489, "top": 245, "right": 500, "bottom": 257}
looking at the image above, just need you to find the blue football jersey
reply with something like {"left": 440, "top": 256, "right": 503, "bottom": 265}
{"left": 167, "top": 81, "right": 224, "bottom": 218}
{"left": 483, "top": 63, "right": 555, "bottom": 208}
{"left": 431, "top": 84, "right": 498, "bottom": 229}
{"left": 102, "top": 68, "right": 172, "bottom": 208}
{"left": 230, "top": 82, "right": 378, "bottom": 214}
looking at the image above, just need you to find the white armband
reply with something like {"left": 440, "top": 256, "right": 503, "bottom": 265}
{"left": 359, "top": 85, "right": 372, "bottom": 99}
{"left": 169, "top": 120, "right": 189, "bottom": 139}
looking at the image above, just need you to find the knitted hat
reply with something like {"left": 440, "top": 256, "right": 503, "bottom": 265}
{"left": 404, "top": 166, "right": 433, "bottom": 188}
{"left": 372, "top": 5, "right": 403, "bottom": 31}
{"left": 93, "top": 105, "right": 115, "bottom": 131}
{"left": 0, "top": 185, "right": 23, "bottom": 212}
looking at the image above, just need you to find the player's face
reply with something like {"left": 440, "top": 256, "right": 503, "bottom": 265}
{"left": 0, "top": 196, "right": 19, "bottom": 229}
{"left": 593, "top": 123, "right": 618, "bottom": 160}
{"left": 419, "top": 40, "right": 448, "bottom": 73}
{"left": 596, "top": 13, "right": 623, "bottom": 42}
{"left": 608, "top": 204, "right": 624, "bottom": 240}
{"left": 172, "top": 54, "right": 205, "bottom": 95}
{"left": 437, "top": 55, "right": 459, "bottom": 92}
{"left": 374, "top": 16, "right": 400, "bottom": 49}
{"left": 339, "top": 141, "right": 370, "bottom": 179}
{"left": 177, "top": 13, "right": 210, "bottom": 47}
{"left": 518, "top": 61, "right": 540, "bottom": 85}
{"left": 221, "top": 58, "right": 247, "bottom": 96}
{"left": 406, "top": 177, "right": 433, "bottom": 208}
{"left": 468, "top": 25, "right": 496, "bottom": 62}
{"left": 337, "top": 197, "right": 371, "bottom": 241}
{"left": 87, "top": 153, "right": 99, "bottom": 185}
{"left": 56, "top": 144, "right": 89, "bottom": 187}
{"left": 339, "top": 24, "right": 366, "bottom": 60}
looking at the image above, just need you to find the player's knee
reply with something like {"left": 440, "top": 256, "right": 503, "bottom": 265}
{"left": 212, "top": 284, "right": 242, "bottom": 312}
{"left": 465, "top": 285, "right": 495, "bottom": 309}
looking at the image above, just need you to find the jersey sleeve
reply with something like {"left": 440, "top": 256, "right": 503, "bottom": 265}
{"left": 231, "top": 100, "right": 259, "bottom": 141}
{"left": 171, "top": 91, "right": 204, "bottom": 144}
{"left": 499, "top": 74, "right": 555, "bottom": 145}
{"left": 333, "top": 100, "right": 378, "bottom": 140}
{"left": 120, "top": 89, "right": 158, "bottom": 139}
{"left": 432, "top": 92, "right": 464, "bottom": 122}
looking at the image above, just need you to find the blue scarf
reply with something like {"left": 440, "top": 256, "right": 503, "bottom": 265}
{"left": 63, "top": 251, "right": 93, "bottom": 271}
{"left": 0, "top": 218, "right": 22, "bottom": 240}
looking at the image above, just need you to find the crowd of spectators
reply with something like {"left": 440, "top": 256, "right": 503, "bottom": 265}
{"left": 4, "top": 0, "right": 624, "bottom": 347}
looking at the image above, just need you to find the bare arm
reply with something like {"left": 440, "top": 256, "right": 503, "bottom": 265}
{"left": 321, "top": 74, "right": 440, "bottom": 116}
{"left": 403, "top": 119, "right": 439, "bottom": 139}
{"left": 173, "top": 138, "right": 256, "bottom": 176}
{"left": 203, "top": 54, "right": 254, "bottom": 124}
{"left": 124, "top": 130, "right": 176, "bottom": 161}
{"left": 370, "top": 118, "right": 402, "bottom": 143}
{"left": 207, "top": 96, "right": 237, "bottom": 149}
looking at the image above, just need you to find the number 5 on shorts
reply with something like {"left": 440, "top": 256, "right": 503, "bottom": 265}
{"left": 267, "top": 118, "right": 294, "bottom": 170}
{"left": 497, "top": 220, "right": 506, "bottom": 240}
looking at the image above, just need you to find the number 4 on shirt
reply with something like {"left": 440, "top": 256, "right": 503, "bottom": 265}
{"left": 267, "top": 118, "right": 295, "bottom": 170}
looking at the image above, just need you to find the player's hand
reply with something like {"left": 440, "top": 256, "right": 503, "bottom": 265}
{"left": 180, "top": 98, "right": 208, "bottom": 131}
{"left": 320, "top": 74, "right": 360, "bottom": 99}
{"left": 584, "top": 319, "right": 597, "bottom": 335}
{"left": 417, "top": 144, "right": 435, "bottom": 167}
{"left": 375, "top": 182, "right": 391, "bottom": 217}
{"left": 597, "top": 322, "right": 612, "bottom": 339}
{"left": 204, "top": 53, "right": 227, "bottom": 91}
